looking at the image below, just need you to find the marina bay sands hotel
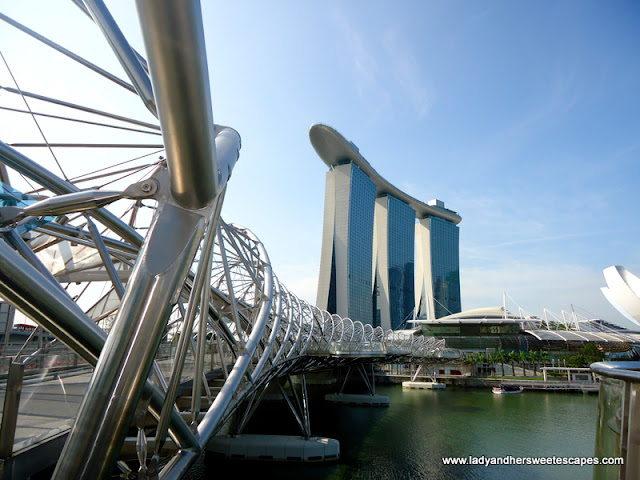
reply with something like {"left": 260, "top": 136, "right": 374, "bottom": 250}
{"left": 310, "top": 124, "right": 462, "bottom": 330}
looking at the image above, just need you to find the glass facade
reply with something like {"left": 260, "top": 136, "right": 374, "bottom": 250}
{"left": 386, "top": 196, "right": 415, "bottom": 329}
{"left": 429, "top": 217, "right": 461, "bottom": 318}
{"left": 318, "top": 157, "right": 461, "bottom": 328}
{"left": 346, "top": 165, "right": 376, "bottom": 323}
{"left": 421, "top": 322, "right": 521, "bottom": 337}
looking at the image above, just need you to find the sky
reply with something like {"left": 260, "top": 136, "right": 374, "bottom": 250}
{"left": 1, "top": 1, "right": 639, "bottom": 328}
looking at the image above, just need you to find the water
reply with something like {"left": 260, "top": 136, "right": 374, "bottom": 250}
{"left": 187, "top": 384, "right": 598, "bottom": 480}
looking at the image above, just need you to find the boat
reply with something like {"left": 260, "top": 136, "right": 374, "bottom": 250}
{"left": 492, "top": 386, "right": 523, "bottom": 394}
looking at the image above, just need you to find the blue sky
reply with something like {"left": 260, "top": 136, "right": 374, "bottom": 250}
{"left": 1, "top": 1, "right": 639, "bottom": 327}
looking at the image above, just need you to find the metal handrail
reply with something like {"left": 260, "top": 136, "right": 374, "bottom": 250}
{"left": 590, "top": 361, "right": 640, "bottom": 381}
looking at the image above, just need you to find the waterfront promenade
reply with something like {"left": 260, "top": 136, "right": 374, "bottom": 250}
{"left": 375, "top": 365, "right": 600, "bottom": 393}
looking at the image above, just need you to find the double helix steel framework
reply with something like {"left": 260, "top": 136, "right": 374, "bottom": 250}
{"left": 0, "top": 2, "right": 454, "bottom": 478}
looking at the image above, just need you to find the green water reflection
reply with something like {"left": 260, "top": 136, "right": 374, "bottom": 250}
{"left": 189, "top": 384, "right": 598, "bottom": 480}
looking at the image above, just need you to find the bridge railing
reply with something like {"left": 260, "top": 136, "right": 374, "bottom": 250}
{"left": 305, "top": 341, "right": 387, "bottom": 356}
{"left": 590, "top": 361, "right": 640, "bottom": 479}
{"left": 0, "top": 342, "right": 91, "bottom": 459}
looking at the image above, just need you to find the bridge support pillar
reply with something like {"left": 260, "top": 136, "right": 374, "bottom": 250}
{"left": 231, "top": 374, "right": 315, "bottom": 440}
{"left": 325, "top": 363, "right": 390, "bottom": 407}
{"left": 208, "top": 374, "right": 340, "bottom": 462}
{"left": 206, "top": 434, "right": 339, "bottom": 462}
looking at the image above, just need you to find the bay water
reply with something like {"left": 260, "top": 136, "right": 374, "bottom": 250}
{"left": 186, "top": 384, "right": 598, "bottom": 480}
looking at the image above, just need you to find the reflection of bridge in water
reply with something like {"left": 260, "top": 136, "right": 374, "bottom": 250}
{"left": 0, "top": 2, "right": 459, "bottom": 478}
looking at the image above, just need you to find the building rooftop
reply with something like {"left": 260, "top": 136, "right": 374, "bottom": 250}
{"left": 309, "top": 123, "right": 462, "bottom": 224}
{"left": 412, "top": 306, "right": 538, "bottom": 324}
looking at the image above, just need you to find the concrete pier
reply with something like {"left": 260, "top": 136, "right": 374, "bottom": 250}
{"left": 402, "top": 382, "right": 447, "bottom": 390}
{"left": 402, "top": 381, "right": 446, "bottom": 390}
{"left": 324, "top": 393, "right": 390, "bottom": 406}
{"left": 206, "top": 434, "right": 340, "bottom": 462}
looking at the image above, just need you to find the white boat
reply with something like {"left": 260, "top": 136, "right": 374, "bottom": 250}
{"left": 492, "top": 386, "right": 523, "bottom": 394}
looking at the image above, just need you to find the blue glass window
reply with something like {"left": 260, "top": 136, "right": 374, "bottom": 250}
{"left": 429, "top": 217, "right": 461, "bottom": 318}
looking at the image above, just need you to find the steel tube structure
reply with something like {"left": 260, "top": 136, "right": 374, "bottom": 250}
{"left": 0, "top": 237, "right": 198, "bottom": 454}
{"left": 0, "top": 240, "right": 105, "bottom": 363}
{"left": 135, "top": 0, "right": 219, "bottom": 209}
{"left": 83, "top": 0, "right": 157, "bottom": 117}
{"left": 0, "top": 12, "right": 135, "bottom": 93}
{"left": 53, "top": 203, "right": 206, "bottom": 479}
{"left": 0, "top": 141, "right": 143, "bottom": 247}
{"left": 0, "top": 2, "right": 456, "bottom": 477}
{"left": 4, "top": 230, "right": 69, "bottom": 296}
{"left": 84, "top": 214, "right": 126, "bottom": 298}
{"left": 0, "top": 86, "right": 160, "bottom": 131}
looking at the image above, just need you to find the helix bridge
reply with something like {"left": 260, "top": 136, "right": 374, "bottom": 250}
{"left": 0, "top": 2, "right": 456, "bottom": 478}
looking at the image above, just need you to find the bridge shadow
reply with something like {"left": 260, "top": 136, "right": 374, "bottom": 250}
{"left": 187, "top": 376, "right": 389, "bottom": 480}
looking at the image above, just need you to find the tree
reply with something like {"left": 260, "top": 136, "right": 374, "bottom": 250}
{"left": 494, "top": 348, "right": 507, "bottom": 376}
{"left": 463, "top": 353, "right": 477, "bottom": 375}
{"left": 488, "top": 352, "right": 500, "bottom": 377}
{"left": 581, "top": 343, "right": 605, "bottom": 364}
{"left": 518, "top": 351, "right": 528, "bottom": 376}
{"left": 527, "top": 351, "right": 539, "bottom": 376}
{"left": 476, "top": 353, "right": 486, "bottom": 376}
{"left": 538, "top": 350, "right": 550, "bottom": 375}
{"left": 566, "top": 344, "right": 605, "bottom": 367}
{"left": 538, "top": 350, "right": 550, "bottom": 365}
{"left": 507, "top": 351, "right": 519, "bottom": 376}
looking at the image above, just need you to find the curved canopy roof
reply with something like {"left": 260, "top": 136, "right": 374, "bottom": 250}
{"left": 309, "top": 123, "right": 462, "bottom": 224}
{"left": 412, "top": 306, "right": 539, "bottom": 324}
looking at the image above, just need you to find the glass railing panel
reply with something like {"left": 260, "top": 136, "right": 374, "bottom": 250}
{"left": 625, "top": 382, "right": 640, "bottom": 478}
{"left": 0, "top": 348, "right": 92, "bottom": 455}
{"left": 591, "top": 361, "right": 640, "bottom": 480}
{"left": 593, "top": 375, "right": 624, "bottom": 480}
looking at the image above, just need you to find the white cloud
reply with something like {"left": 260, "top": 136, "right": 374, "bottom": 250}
{"left": 330, "top": 8, "right": 435, "bottom": 119}
{"left": 330, "top": 6, "right": 390, "bottom": 113}
{"left": 382, "top": 28, "right": 436, "bottom": 118}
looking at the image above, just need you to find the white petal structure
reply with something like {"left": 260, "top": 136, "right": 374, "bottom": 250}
{"left": 601, "top": 266, "right": 640, "bottom": 327}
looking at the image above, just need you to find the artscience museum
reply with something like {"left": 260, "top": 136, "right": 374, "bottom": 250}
{"left": 601, "top": 265, "right": 640, "bottom": 328}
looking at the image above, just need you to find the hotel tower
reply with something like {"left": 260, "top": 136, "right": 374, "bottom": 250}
{"left": 310, "top": 124, "right": 462, "bottom": 329}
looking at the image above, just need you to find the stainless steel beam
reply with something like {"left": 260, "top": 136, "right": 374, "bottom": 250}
{"left": 0, "top": 86, "right": 160, "bottom": 130}
{"left": 152, "top": 200, "right": 222, "bottom": 457}
{"left": 135, "top": 0, "right": 219, "bottom": 209}
{"left": 71, "top": 0, "right": 150, "bottom": 74}
{"left": 84, "top": 214, "right": 125, "bottom": 298}
{"left": 197, "top": 230, "right": 273, "bottom": 445}
{"left": 9, "top": 143, "right": 164, "bottom": 149}
{"left": 39, "top": 222, "right": 139, "bottom": 255}
{"left": 0, "top": 228, "right": 198, "bottom": 456}
{"left": 0, "top": 162, "right": 10, "bottom": 184}
{"left": 0, "top": 12, "right": 135, "bottom": 94}
{"left": 0, "top": 239, "right": 105, "bottom": 363}
{"left": 253, "top": 280, "right": 283, "bottom": 379}
{"left": 53, "top": 202, "right": 205, "bottom": 479}
{"left": 82, "top": 0, "right": 157, "bottom": 117}
{"left": 0, "top": 141, "right": 143, "bottom": 247}
{"left": 4, "top": 230, "right": 69, "bottom": 297}
{"left": 190, "top": 214, "right": 219, "bottom": 424}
